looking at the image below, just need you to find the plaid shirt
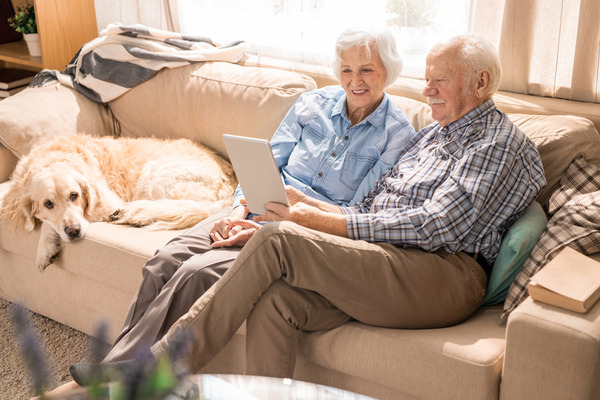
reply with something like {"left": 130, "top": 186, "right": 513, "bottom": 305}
{"left": 343, "top": 99, "right": 546, "bottom": 265}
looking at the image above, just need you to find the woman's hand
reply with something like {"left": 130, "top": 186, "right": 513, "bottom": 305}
{"left": 210, "top": 218, "right": 262, "bottom": 248}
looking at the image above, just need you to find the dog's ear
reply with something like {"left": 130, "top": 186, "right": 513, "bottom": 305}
{"left": 0, "top": 182, "right": 36, "bottom": 231}
{"left": 19, "top": 194, "right": 37, "bottom": 231}
{"left": 77, "top": 173, "right": 97, "bottom": 217}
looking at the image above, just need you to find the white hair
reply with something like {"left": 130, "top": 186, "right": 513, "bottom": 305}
{"left": 332, "top": 27, "right": 403, "bottom": 88}
{"left": 436, "top": 35, "right": 502, "bottom": 97}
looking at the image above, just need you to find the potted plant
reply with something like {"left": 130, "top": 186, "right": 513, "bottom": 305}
{"left": 7, "top": 2, "right": 41, "bottom": 56}
{"left": 386, "top": 0, "right": 438, "bottom": 53}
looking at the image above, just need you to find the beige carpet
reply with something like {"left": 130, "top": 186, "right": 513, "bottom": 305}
{"left": 0, "top": 298, "right": 110, "bottom": 400}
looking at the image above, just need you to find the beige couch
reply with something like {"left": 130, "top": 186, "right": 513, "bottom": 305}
{"left": 1, "top": 60, "right": 600, "bottom": 400}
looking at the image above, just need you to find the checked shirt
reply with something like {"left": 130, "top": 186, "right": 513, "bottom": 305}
{"left": 344, "top": 99, "right": 546, "bottom": 265}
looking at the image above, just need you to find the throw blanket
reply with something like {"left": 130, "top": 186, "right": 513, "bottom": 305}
{"left": 31, "top": 23, "right": 247, "bottom": 103}
{"left": 502, "top": 154, "right": 600, "bottom": 318}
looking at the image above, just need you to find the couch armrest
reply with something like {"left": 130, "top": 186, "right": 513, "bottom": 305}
{"left": 500, "top": 296, "right": 600, "bottom": 400}
{"left": 0, "top": 144, "right": 17, "bottom": 183}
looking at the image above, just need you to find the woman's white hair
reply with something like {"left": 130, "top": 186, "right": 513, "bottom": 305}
{"left": 332, "top": 27, "right": 403, "bottom": 88}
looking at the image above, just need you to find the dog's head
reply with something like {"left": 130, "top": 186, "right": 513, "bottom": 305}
{"left": 17, "top": 163, "right": 96, "bottom": 242}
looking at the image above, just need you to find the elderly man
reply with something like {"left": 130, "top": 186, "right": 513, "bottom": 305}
{"left": 70, "top": 34, "right": 546, "bottom": 384}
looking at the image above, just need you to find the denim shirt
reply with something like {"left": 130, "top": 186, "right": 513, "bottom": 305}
{"left": 232, "top": 85, "right": 415, "bottom": 208}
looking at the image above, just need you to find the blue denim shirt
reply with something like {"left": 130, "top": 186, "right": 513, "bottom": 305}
{"left": 233, "top": 85, "right": 415, "bottom": 208}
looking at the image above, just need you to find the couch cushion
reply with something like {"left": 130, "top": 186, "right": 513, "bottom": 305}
{"left": 296, "top": 306, "right": 506, "bottom": 400}
{"left": 483, "top": 201, "right": 547, "bottom": 306}
{"left": 508, "top": 114, "right": 600, "bottom": 208}
{"left": 109, "top": 61, "right": 317, "bottom": 159}
{"left": 0, "top": 83, "right": 114, "bottom": 157}
{"left": 389, "top": 94, "right": 434, "bottom": 131}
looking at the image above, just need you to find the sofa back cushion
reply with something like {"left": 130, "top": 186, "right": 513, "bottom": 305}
{"left": 389, "top": 94, "right": 434, "bottom": 131}
{"left": 108, "top": 61, "right": 317, "bottom": 159}
{"left": 385, "top": 96, "right": 600, "bottom": 209}
{"left": 508, "top": 114, "right": 600, "bottom": 208}
{"left": 0, "top": 83, "right": 114, "bottom": 158}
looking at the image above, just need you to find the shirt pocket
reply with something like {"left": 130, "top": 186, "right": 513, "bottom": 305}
{"left": 286, "top": 123, "right": 329, "bottom": 178}
{"left": 340, "top": 152, "right": 378, "bottom": 191}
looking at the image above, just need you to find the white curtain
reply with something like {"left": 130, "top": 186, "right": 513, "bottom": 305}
{"left": 99, "top": 0, "right": 600, "bottom": 104}
{"left": 472, "top": 0, "right": 600, "bottom": 103}
{"left": 93, "top": 0, "right": 175, "bottom": 33}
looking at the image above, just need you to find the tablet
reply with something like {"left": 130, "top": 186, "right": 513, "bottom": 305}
{"left": 222, "top": 134, "right": 290, "bottom": 215}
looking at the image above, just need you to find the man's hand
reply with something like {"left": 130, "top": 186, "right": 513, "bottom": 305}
{"left": 254, "top": 186, "right": 349, "bottom": 237}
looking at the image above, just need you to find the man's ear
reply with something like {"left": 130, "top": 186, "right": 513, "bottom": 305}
{"left": 19, "top": 195, "right": 37, "bottom": 231}
{"left": 475, "top": 69, "right": 492, "bottom": 99}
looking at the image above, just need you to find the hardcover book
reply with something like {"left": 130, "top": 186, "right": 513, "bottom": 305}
{"left": 0, "top": 68, "right": 36, "bottom": 90}
{"left": 0, "top": 83, "right": 28, "bottom": 97}
{"left": 528, "top": 247, "right": 600, "bottom": 313}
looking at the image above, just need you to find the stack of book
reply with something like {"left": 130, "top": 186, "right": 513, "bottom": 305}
{"left": 0, "top": 68, "right": 37, "bottom": 99}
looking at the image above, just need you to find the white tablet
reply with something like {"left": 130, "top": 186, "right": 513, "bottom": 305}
{"left": 222, "top": 134, "right": 290, "bottom": 215}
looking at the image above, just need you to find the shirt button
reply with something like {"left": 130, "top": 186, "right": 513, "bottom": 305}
{"left": 317, "top": 172, "right": 323, "bottom": 178}
{"left": 344, "top": 135, "right": 349, "bottom": 140}
{"left": 331, "top": 152, "right": 337, "bottom": 157}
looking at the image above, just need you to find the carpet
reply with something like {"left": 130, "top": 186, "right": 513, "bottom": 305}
{"left": 0, "top": 298, "right": 110, "bottom": 400}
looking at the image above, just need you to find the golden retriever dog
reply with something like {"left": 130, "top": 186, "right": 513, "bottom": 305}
{"left": 1, "top": 134, "right": 237, "bottom": 271}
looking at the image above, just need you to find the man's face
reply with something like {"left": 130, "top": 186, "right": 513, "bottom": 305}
{"left": 422, "top": 48, "right": 480, "bottom": 127}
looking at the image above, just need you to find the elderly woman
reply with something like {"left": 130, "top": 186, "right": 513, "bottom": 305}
{"left": 41, "top": 26, "right": 414, "bottom": 398}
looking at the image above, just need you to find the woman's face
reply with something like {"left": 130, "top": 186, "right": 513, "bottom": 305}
{"left": 339, "top": 44, "right": 387, "bottom": 123}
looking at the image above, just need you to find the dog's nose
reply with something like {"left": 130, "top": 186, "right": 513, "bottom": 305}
{"left": 64, "top": 224, "right": 81, "bottom": 239}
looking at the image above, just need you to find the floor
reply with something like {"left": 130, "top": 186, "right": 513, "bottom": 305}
{"left": 0, "top": 297, "right": 110, "bottom": 400}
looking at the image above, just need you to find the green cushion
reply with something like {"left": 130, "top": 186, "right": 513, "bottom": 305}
{"left": 482, "top": 201, "right": 547, "bottom": 306}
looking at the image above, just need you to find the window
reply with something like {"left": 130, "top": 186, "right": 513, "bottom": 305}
{"left": 176, "top": 0, "right": 471, "bottom": 79}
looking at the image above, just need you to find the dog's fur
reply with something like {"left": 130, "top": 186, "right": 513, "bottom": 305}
{"left": 0, "top": 134, "right": 238, "bottom": 271}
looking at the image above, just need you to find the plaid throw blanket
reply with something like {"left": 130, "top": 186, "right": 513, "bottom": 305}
{"left": 31, "top": 23, "right": 247, "bottom": 103}
{"left": 502, "top": 154, "right": 600, "bottom": 318}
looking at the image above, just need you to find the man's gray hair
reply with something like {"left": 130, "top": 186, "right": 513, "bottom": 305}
{"left": 332, "top": 27, "right": 403, "bottom": 88}
{"left": 451, "top": 35, "right": 503, "bottom": 96}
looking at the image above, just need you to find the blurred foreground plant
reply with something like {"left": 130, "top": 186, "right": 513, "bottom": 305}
{"left": 11, "top": 303, "right": 192, "bottom": 399}
{"left": 11, "top": 303, "right": 51, "bottom": 397}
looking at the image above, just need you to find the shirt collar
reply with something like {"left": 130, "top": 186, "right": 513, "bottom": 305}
{"left": 442, "top": 98, "right": 496, "bottom": 133}
{"left": 333, "top": 91, "right": 390, "bottom": 131}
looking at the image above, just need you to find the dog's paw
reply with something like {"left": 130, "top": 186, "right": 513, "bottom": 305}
{"left": 109, "top": 209, "right": 123, "bottom": 222}
{"left": 36, "top": 252, "right": 59, "bottom": 272}
{"left": 37, "top": 222, "right": 62, "bottom": 272}
{"left": 108, "top": 207, "right": 147, "bottom": 227}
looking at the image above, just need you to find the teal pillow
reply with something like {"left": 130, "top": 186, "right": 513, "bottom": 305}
{"left": 482, "top": 201, "right": 547, "bottom": 306}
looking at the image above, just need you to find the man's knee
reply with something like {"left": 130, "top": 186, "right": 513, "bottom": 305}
{"left": 250, "top": 280, "right": 304, "bottom": 329}
{"left": 253, "top": 221, "right": 310, "bottom": 244}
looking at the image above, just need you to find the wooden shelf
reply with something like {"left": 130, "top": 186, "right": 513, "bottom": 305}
{"left": 0, "top": 0, "right": 97, "bottom": 71}
{"left": 0, "top": 40, "right": 42, "bottom": 69}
